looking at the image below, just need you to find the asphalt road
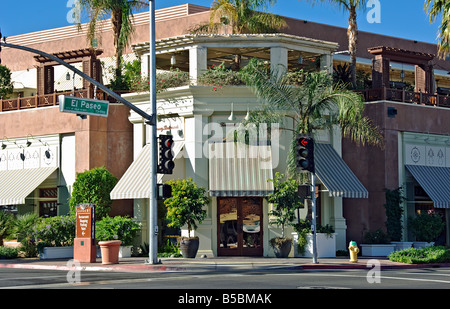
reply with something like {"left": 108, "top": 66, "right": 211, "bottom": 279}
{"left": 2, "top": 267, "right": 450, "bottom": 291}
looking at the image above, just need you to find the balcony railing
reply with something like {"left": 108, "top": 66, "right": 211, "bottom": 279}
{"left": 358, "top": 87, "right": 450, "bottom": 108}
{"left": 0, "top": 89, "right": 132, "bottom": 113}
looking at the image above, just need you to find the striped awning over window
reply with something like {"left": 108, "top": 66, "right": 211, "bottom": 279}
{"left": 209, "top": 142, "right": 274, "bottom": 197}
{"left": 110, "top": 142, "right": 184, "bottom": 200}
{"left": 405, "top": 165, "right": 450, "bottom": 208}
{"left": 315, "top": 143, "right": 369, "bottom": 199}
{"left": 0, "top": 167, "right": 58, "bottom": 206}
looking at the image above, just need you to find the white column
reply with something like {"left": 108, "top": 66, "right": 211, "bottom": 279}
{"left": 189, "top": 46, "right": 208, "bottom": 84}
{"left": 270, "top": 46, "right": 288, "bottom": 79}
{"left": 320, "top": 53, "right": 333, "bottom": 74}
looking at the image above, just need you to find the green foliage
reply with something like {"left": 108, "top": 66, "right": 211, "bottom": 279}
{"left": 9, "top": 213, "right": 39, "bottom": 258}
{"left": 158, "top": 239, "right": 182, "bottom": 258}
{"left": 0, "top": 246, "right": 19, "bottom": 259}
{"left": 164, "top": 179, "right": 210, "bottom": 237}
{"left": 389, "top": 246, "right": 450, "bottom": 264}
{"left": 95, "top": 216, "right": 140, "bottom": 246}
{"left": 384, "top": 187, "right": 405, "bottom": 241}
{"left": 197, "top": 62, "right": 244, "bottom": 88}
{"left": 408, "top": 211, "right": 445, "bottom": 243}
{"left": 292, "top": 219, "right": 335, "bottom": 255}
{"left": 32, "top": 215, "right": 76, "bottom": 252}
{"left": 69, "top": 167, "right": 118, "bottom": 220}
{"left": 363, "top": 229, "right": 391, "bottom": 244}
{"left": 267, "top": 173, "right": 302, "bottom": 238}
{"left": 0, "top": 65, "right": 14, "bottom": 99}
{"left": 9, "top": 213, "right": 38, "bottom": 243}
{"left": 0, "top": 211, "right": 14, "bottom": 239}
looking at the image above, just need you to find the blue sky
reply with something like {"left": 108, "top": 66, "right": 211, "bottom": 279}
{"left": 0, "top": 0, "right": 441, "bottom": 44}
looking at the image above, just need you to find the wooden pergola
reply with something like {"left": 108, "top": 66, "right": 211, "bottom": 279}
{"left": 34, "top": 48, "right": 103, "bottom": 98}
{"left": 368, "top": 46, "right": 435, "bottom": 94}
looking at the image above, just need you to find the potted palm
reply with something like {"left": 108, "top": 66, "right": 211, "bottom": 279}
{"left": 164, "top": 179, "right": 209, "bottom": 258}
{"left": 268, "top": 173, "right": 302, "bottom": 258}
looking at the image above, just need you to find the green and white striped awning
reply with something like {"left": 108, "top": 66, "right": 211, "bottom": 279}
{"left": 0, "top": 167, "right": 58, "bottom": 206}
{"left": 406, "top": 165, "right": 450, "bottom": 208}
{"left": 110, "top": 142, "right": 184, "bottom": 200}
{"left": 315, "top": 143, "right": 369, "bottom": 199}
{"left": 209, "top": 142, "right": 274, "bottom": 197}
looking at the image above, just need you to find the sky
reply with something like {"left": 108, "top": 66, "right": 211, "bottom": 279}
{"left": 0, "top": 0, "right": 442, "bottom": 44}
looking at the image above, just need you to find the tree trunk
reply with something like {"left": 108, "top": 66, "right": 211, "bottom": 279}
{"left": 348, "top": 6, "right": 358, "bottom": 89}
{"left": 111, "top": 11, "right": 123, "bottom": 75}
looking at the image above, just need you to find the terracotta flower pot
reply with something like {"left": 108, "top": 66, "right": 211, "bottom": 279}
{"left": 99, "top": 240, "right": 122, "bottom": 265}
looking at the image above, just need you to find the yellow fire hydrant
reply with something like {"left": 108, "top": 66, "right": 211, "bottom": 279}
{"left": 348, "top": 241, "right": 359, "bottom": 263}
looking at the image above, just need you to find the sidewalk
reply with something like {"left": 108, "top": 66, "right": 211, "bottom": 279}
{"left": 1, "top": 256, "right": 448, "bottom": 273}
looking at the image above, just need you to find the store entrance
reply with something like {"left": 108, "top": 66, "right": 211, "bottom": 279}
{"left": 217, "top": 197, "right": 263, "bottom": 256}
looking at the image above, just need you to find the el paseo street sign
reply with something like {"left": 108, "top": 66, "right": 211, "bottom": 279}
{"left": 59, "top": 95, "right": 109, "bottom": 118}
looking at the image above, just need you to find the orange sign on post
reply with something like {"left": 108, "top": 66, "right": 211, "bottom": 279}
{"left": 74, "top": 204, "right": 96, "bottom": 263}
{"left": 76, "top": 204, "right": 94, "bottom": 238}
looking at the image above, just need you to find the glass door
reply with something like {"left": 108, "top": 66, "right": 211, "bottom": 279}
{"left": 217, "top": 197, "right": 263, "bottom": 256}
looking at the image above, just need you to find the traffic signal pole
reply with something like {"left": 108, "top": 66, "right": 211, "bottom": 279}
{"left": 148, "top": 0, "right": 159, "bottom": 265}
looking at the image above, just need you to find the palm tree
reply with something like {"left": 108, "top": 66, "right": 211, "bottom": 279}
{"left": 425, "top": 0, "right": 450, "bottom": 57}
{"left": 209, "top": 0, "right": 286, "bottom": 34}
{"left": 77, "top": 0, "right": 148, "bottom": 75}
{"left": 303, "top": 0, "right": 367, "bottom": 89}
{"left": 239, "top": 58, "right": 383, "bottom": 175}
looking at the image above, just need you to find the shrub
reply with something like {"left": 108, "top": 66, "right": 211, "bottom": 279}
{"left": 408, "top": 211, "right": 445, "bottom": 243}
{"left": 389, "top": 246, "right": 450, "bottom": 264}
{"left": 96, "top": 216, "right": 140, "bottom": 246}
{"left": 197, "top": 62, "right": 244, "bottom": 88}
{"left": 32, "top": 215, "right": 76, "bottom": 252}
{"left": 0, "top": 246, "right": 19, "bottom": 259}
{"left": 69, "top": 167, "right": 117, "bottom": 220}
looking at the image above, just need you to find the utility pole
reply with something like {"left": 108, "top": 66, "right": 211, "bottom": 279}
{"left": 147, "top": 0, "right": 159, "bottom": 265}
{"left": 311, "top": 173, "right": 318, "bottom": 264}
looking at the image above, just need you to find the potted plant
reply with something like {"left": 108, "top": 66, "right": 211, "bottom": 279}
{"left": 292, "top": 220, "right": 336, "bottom": 258}
{"left": 164, "top": 179, "right": 209, "bottom": 258}
{"left": 360, "top": 229, "right": 396, "bottom": 257}
{"left": 408, "top": 211, "right": 445, "bottom": 248}
{"left": 96, "top": 216, "right": 140, "bottom": 262}
{"left": 267, "top": 173, "right": 302, "bottom": 258}
{"left": 32, "top": 215, "right": 76, "bottom": 260}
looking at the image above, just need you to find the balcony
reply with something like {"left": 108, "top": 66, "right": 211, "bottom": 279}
{"left": 358, "top": 87, "right": 450, "bottom": 108}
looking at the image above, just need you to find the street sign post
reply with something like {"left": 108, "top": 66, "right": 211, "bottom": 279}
{"left": 74, "top": 204, "right": 96, "bottom": 263}
{"left": 59, "top": 95, "right": 109, "bottom": 118}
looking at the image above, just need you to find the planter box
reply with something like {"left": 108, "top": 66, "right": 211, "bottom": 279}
{"left": 360, "top": 244, "right": 396, "bottom": 257}
{"left": 391, "top": 241, "right": 413, "bottom": 251}
{"left": 413, "top": 242, "right": 434, "bottom": 249}
{"left": 97, "top": 246, "right": 133, "bottom": 258}
{"left": 293, "top": 233, "right": 336, "bottom": 258}
{"left": 39, "top": 246, "right": 74, "bottom": 260}
{"left": 119, "top": 246, "right": 132, "bottom": 258}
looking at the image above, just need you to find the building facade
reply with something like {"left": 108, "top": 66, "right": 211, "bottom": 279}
{"left": 2, "top": 4, "right": 450, "bottom": 255}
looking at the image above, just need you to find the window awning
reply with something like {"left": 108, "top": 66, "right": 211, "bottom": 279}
{"left": 110, "top": 142, "right": 185, "bottom": 200}
{"left": 209, "top": 142, "right": 274, "bottom": 197}
{"left": 315, "top": 143, "right": 369, "bottom": 199}
{"left": 405, "top": 165, "right": 450, "bottom": 208}
{"left": 0, "top": 167, "right": 58, "bottom": 206}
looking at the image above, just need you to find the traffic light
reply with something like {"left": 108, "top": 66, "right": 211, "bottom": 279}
{"left": 157, "top": 135, "right": 175, "bottom": 174}
{"left": 296, "top": 135, "right": 315, "bottom": 173}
